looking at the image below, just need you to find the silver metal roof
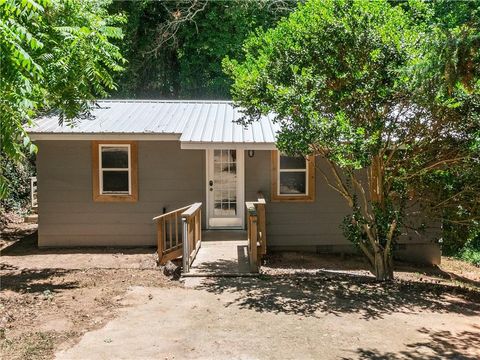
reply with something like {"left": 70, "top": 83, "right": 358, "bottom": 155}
{"left": 28, "top": 100, "right": 279, "bottom": 146}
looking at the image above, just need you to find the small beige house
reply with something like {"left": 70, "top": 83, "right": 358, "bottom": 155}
{"left": 29, "top": 100, "right": 440, "bottom": 264}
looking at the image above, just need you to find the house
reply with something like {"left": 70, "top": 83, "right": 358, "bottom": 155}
{"left": 28, "top": 100, "right": 440, "bottom": 265}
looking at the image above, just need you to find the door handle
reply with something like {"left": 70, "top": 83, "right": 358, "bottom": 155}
{"left": 209, "top": 180, "right": 213, "bottom": 186}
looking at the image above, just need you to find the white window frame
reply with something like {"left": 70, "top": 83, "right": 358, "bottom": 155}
{"left": 277, "top": 152, "right": 309, "bottom": 197}
{"left": 99, "top": 144, "right": 132, "bottom": 195}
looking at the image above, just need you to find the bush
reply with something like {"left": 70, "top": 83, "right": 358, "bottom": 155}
{"left": 458, "top": 226, "right": 480, "bottom": 266}
{"left": 0, "top": 155, "right": 36, "bottom": 215}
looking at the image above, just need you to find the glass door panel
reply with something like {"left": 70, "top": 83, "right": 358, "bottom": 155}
{"left": 207, "top": 149, "right": 244, "bottom": 228}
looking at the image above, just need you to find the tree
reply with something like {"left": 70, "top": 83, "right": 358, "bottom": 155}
{"left": 407, "top": 0, "right": 480, "bottom": 257}
{"left": 110, "top": 0, "right": 293, "bottom": 99}
{"left": 0, "top": 0, "right": 125, "bottom": 198}
{"left": 224, "top": 0, "right": 479, "bottom": 280}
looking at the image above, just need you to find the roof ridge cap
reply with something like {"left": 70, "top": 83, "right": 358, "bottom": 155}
{"left": 96, "top": 99, "right": 234, "bottom": 104}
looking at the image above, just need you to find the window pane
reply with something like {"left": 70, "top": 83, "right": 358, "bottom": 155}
{"left": 280, "top": 172, "right": 306, "bottom": 194}
{"left": 102, "top": 171, "right": 129, "bottom": 193}
{"left": 280, "top": 155, "right": 306, "bottom": 169}
{"left": 102, "top": 147, "right": 128, "bottom": 168}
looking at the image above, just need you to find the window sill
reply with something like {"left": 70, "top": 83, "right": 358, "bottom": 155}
{"left": 270, "top": 194, "right": 315, "bottom": 202}
{"left": 93, "top": 194, "right": 138, "bottom": 202}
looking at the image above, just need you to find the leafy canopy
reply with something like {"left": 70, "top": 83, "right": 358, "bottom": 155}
{"left": 224, "top": 0, "right": 415, "bottom": 165}
{"left": 224, "top": 0, "right": 479, "bottom": 279}
{"left": 0, "top": 0, "right": 126, "bottom": 198}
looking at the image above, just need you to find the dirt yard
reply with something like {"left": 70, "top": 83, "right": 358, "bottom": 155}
{"left": 1, "top": 223, "right": 175, "bottom": 359}
{"left": 1, "top": 222, "right": 480, "bottom": 359}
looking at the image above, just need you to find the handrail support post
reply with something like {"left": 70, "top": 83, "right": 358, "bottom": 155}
{"left": 182, "top": 217, "right": 190, "bottom": 273}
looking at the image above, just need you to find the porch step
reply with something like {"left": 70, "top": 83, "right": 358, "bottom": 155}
{"left": 188, "top": 239, "right": 252, "bottom": 275}
{"left": 182, "top": 272, "right": 259, "bottom": 278}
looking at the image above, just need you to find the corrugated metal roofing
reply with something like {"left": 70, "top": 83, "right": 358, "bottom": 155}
{"left": 28, "top": 100, "right": 279, "bottom": 144}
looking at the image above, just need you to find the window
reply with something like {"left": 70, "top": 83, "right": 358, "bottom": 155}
{"left": 271, "top": 151, "right": 315, "bottom": 202}
{"left": 92, "top": 141, "right": 138, "bottom": 202}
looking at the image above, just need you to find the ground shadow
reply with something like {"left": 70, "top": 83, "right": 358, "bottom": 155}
{"left": 191, "top": 258, "right": 251, "bottom": 274}
{"left": 344, "top": 325, "right": 480, "bottom": 359}
{"left": 0, "top": 264, "right": 80, "bottom": 294}
{"left": 265, "top": 252, "right": 480, "bottom": 288}
{"left": 197, "top": 272, "right": 480, "bottom": 320}
{"left": 1, "top": 230, "right": 156, "bottom": 256}
{"left": 190, "top": 245, "right": 250, "bottom": 274}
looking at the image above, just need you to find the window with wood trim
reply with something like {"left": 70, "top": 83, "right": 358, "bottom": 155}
{"left": 92, "top": 141, "right": 138, "bottom": 202}
{"left": 271, "top": 151, "right": 315, "bottom": 202}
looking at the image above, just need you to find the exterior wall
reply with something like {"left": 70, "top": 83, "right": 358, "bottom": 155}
{"left": 36, "top": 142, "right": 439, "bottom": 264}
{"left": 36, "top": 140, "right": 205, "bottom": 247}
{"left": 245, "top": 150, "right": 441, "bottom": 265}
{"left": 245, "top": 151, "right": 352, "bottom": 247}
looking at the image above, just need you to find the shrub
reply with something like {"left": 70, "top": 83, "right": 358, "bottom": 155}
{"left": 458, "top": 226, "right": 480, "bottom": 266}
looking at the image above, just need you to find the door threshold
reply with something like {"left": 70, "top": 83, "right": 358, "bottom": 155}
{"left": 182, "top": 272, "right": 259, "bottom": 278}
{"left": 205, "top": 228, "right": 244, "bottom": 231}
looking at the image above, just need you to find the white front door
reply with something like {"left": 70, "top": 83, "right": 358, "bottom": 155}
{"left": 206, "top": 149, "right": 244, "bottom": 228}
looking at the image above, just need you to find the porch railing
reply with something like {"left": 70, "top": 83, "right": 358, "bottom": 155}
{"left": 245, "top": 192, "right": 267, "bottom": 272}
{"left": 152, "top": 202, "right": 202, "bottom": 271}
{"left": 181, "top": 202, "right": 202, "bottom": 273}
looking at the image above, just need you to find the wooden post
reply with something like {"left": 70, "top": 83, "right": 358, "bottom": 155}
{"left": 157, "top": 220, "right": 164, "bottom": 263}
{"left": 174, "top": 212, "right": 178, "bottom": 247}
{"left": 168, "top": 215, "right": 173, "bottom": 250}
{"left": 249, "top": 215, "right": 258, "bottom": 272}
{"left": 182, "top": 217, "right": 189, "bottom": 273}
{"left": 256, "top": 201, "right": 266, "bottom": 257}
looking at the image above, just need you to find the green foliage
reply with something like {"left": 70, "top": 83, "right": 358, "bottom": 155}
{"left": 110, "top": 0, "right": 292, "bottom": 99}
{"left": 0, "top": 0, "right": 126, "bottom": 199}
{"left": 0, "top": 154, "right": 35, "bottom": 213}
{"left": 224, "top": 0, "right": 479, "bottom": 276}
{"left": 407, "top": 0, "right": 480, "bottom": 255}
{"left": 457, "top": 226, "right": 480, "bottom": 266}
{"left": 224, "top": 0, "right": 412, "bottom": 164}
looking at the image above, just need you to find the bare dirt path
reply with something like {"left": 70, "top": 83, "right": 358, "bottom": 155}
{"left": 57, "top": 278, "right": 480, "bottom": 360}
{"left": 0, "top": 224, "right": 175, "bottom": 359}
{"left": 2, "top": 223, "right": 480, "bottom": 359}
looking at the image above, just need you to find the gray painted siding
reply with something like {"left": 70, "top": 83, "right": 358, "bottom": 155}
{"left": 37, "top": 140, "right": 205, "bottom": 247}
{"left": 245, "top": 150, "right": 440, "bottom": 263}
{"left": 37, "top": 143, "right": 439, "bottom": 263}
{"left": 245, "top": 151, "right": 351, "bottom": 247}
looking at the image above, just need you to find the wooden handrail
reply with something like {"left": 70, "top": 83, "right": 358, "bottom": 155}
{"left": 245, "top": 192, "right": 267, "bottom": 273}
{"left": 153, "top": 203, "right": 202, "bottom": 268}
{"left": 152, "top": 205, "right": 191, "bottom": 221}
{"left": 181, "top": 202, "right": 202, "bottom": 218}
{"left": 256, "top": 191, "right": 266, "bottom": 204}
{"left": 182, "top": 202, "right": 202, "bottom": 273}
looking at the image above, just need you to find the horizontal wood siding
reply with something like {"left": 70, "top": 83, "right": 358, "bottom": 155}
{"left": 37, "top": 141, "right": 204, "bottom": 247}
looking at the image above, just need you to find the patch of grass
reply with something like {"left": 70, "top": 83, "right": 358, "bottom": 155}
{"left": 1, "top": 331, "right": 57, "bottom": 360}
{"left": 458, "top": 234, "right": 480, "bottom": 267}
{"left": 459, "top": 247, "right": 480, "bottom": 266}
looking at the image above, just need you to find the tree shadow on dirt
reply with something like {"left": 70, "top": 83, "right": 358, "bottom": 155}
{"left": 265, "top": 252, "right": 480, "bottom": 288}
{"left": 344, "top": 325, "right": 480, "bottom": 359}
{"left": 190, "top": 247, "right": 251, "bottom": 274}
{"left": 197, "top": 272, "right": 480, "bottom": 320}
{"left": 0, "top": 264, "right": 80, "bottom": 294}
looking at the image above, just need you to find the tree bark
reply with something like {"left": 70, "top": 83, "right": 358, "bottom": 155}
{"left": 373, "top": 249, "right": 394, "bottom": 281}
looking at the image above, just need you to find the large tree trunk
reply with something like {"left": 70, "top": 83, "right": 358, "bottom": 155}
{"left": 373, "top": 249, "right": 394, "bottom": 281}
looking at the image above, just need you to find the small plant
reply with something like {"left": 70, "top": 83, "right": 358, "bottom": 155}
{"left": 458, "top": 228, "right": 480, "bottom": 266}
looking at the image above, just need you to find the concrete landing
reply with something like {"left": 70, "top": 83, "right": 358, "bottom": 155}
{"left": 186, "top": 231, "right": 254, "bottom": 276}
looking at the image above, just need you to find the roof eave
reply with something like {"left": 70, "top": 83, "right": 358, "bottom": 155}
{"left": 29, "top": 133, "right": 181, "bottom": 141}
{"left": 180, "top": 141, "right": 277, "bottom": 150}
